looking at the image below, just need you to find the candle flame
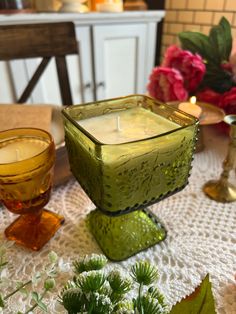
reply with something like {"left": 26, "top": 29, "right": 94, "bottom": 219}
{"left": 190, "top": 96, "right": 197, "bottom": 105}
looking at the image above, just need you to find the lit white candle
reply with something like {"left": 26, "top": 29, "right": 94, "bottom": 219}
{"left": 178, "top": 96, "right": 202, "bottom": 118}
{"left": 77, "top": 107, "right": 180, "bottom": 144}
{"left": 0, "top": 137, "right": 48, "bottom": 164}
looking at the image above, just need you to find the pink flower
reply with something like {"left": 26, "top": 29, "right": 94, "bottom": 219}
{"left": 163, "top": 45, "right": 206, "bottom": 92}
{"left": 220, "top": 91, "right": 236, "bottom": 131}
{"left": 221, "top": 62, "right": 233, "bottom": 73}
{"left": 147, "top": 66, "right": 188, "bottom": 102}
{"left": 197, "top": 87, "right": 236, "bottom": 134}
{"left": 196, "top": 88, "right": 222, "bottom": 106}
{"left": 219, "top": 87, "right": 236, "bottom": 112}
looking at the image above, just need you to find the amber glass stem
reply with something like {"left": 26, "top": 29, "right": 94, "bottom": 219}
{"left": 22, "top": 208, "right": 43, "bottom": 225}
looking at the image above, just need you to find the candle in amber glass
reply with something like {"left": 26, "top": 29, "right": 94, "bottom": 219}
{"left": 0, "top": 128, "right": 64, "bottom": 251}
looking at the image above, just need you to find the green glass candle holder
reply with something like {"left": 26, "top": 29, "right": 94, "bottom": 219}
{"left": 62, "top": 95, "right": 198, "bottom": 261}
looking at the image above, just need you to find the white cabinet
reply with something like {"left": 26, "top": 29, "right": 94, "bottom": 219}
{"left": 0, "top": 11, "right": 165, "bottom": 105}
{"left": 93, "top": 23, "right": 147, "bottom": 100}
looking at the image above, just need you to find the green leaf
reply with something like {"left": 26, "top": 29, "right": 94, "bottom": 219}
{"left": 73, "top": 254, "right": 107, "bottom": 274}
{"left": 37, "top": 300, "right": 47, "bottom": 312}
{"left": 76, "top": 271, "right": 106, "bottom": 292}
{"left": 131, "top": 261, "right": 159, "bottom": 286}
{"left": 209, "top": 17, "right": 232, "bottom": 63}
{"left": 108, "top": 270, "right": 132, "bottom": 295}
{"left": 219, "top": 16, "right": 232, "bottom": 60}
{"left": 61, "top": 288, "right": 84, "bottom": 313}
{"left": 48, "top": 251, "right": 58, "bottom": 263}
{"left": 0, "top": 261, "right": 8, "bottom": 268}
{"left": 169, "top": 274, "right": 216, "bottom": 314}
{"left": 44, "top": 278, "right": 55, "bottom": 291}
{"left": 147, "top": 286, "right": 167, "bottom": 309}
{"left": 201, "top": 65, "right": 235, "bottom": 93}
{"left": 209, "top": 27, "right": 224, "bottom": 64}
{"left": 0, "top": 293, "right": 5, "bottom": 308}
{"left": 31, "top": 291, "right": 39, "bottom": 302}
{"left": 140, "top": 295, "right": 164, "bottom": 314}
{"left": 178, "top": 32, "right": 217, "bottom": 64}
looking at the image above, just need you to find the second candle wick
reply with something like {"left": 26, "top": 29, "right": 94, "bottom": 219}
{"left": 116, "top": 116, "right": 122, "bottom": 132}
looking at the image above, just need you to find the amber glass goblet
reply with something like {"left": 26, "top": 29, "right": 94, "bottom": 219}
{"left": 0, "top": 128, "right": 64, "bottom": 251}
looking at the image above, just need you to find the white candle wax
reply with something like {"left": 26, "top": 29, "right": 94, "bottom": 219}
{"left": 77, "top": 107, "right": 180, "bottom": 144}
{"left": 178, "top": 97, "right": 202, "bottom": 118}
{"left": 0, "top": 137, "right": 48, "bottom": 164}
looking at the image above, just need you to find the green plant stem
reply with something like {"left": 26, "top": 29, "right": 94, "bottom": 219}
{"left": 24, "top": 290, "right": 47, "bottom": 314}
{"left": 138, "top": 283, "right": 144, "bottom": 314}
{"left": 88, "top": 303, "right": 94, "bottom": 314}
{"left": 4, "top": 280, "right": 32, "bottom": 300}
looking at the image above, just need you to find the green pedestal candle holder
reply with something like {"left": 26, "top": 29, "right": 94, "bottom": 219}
{"left": 87, "top": 208, "right": 166, "bottom": 261}
{"left": 62, "top": 95, "right": 198, "bottom": 261}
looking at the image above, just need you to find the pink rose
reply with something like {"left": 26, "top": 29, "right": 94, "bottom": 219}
{"left": 198, "top": 87, "right": 236, "bottom": 134}
{"left": 147, "top": 66, "right": 188, "bottom": 102}
{"left": 196, "top": 88, "right": 222, "bottom": 106}
{"left": 162, "top": 45, "right": 183, "bottom": 67}
{"left": 163, "top": 45, "right": 206, "bottom": 93}
{"left": 219, "top": 87, "right": 236, "bottom": 113}
{"left": 221, "top": 62, "right": 233, "bottom": 73}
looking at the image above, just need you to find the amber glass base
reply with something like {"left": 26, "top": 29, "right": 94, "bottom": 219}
{"left": 5, "top": 209, "right": 65, "bottom": 251}
{"left": 87, "top": 208, "right": 166, "bottom": 261}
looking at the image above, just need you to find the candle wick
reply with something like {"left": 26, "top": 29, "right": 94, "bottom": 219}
{"left": 15, "top": 149, "right": 21, "bottom": 161}
{"left": 116, "top": 116, "right": 122, "bottom": 132}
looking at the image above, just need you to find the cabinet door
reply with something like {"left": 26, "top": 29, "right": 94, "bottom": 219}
{"left": 7, "top": 26, "right": 92, "bottom": 106}
{"left": 93, "top": 24, "right": 147, "bottom": 100}
{"left": 74, "top": 25, "right": 94, "bottom": 103}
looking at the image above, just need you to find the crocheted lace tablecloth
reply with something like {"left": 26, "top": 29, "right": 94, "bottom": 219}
{"left": 0, "top": 126, "right": 235, "bottom": 313}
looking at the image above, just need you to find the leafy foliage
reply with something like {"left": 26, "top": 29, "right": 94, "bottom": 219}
{"left": 108, "top": 270, "right": 132, "bottom": 303}
{"left": 0, "top": 241, "right": 217, "bottom": 314}
{"left": 61, "top": 288, "right": 84, "bottom": 314}
{"left": 131, "top": 260, "right": 159, "bottom": 285}
{"left": 113, "top": 300, "right": 134, "bottom": 313}
{"left": 148, "top": 286, "right": 168, "bottom": 309}
{"left": 178, "top": 17, "right": 235, "bottom": 93}
{"left": 139, "top": 294, "right": 166, "bottom": 314}
{"left": 60, "top": 256, "right": 167, "bottom": 314}
{"left": 73, "top": 254, "right": 107, "bottom": 274}
{"left": 76, "top": 271, "right": 106, "bottom": 292}
{"left": 0, "top": 244, "right": 68, "bottom": 314}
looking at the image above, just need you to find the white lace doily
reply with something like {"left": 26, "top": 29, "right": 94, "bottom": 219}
{"left": 0, "top": 126, "right": 235, "bottom": 314}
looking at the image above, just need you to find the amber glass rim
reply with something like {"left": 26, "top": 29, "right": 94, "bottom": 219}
{"left": 62, "top": 94, "right": 199, "bottom": 146}
{"left": 0, "top": 127, "right": 54, "bottom": 167}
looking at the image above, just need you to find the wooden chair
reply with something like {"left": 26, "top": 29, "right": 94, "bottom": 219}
{"left": 0, "top": 22, "right": 78, "bottom": 106}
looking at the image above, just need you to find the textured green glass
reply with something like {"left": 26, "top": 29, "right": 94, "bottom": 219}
{"left": 62, "top": 95, "right": 198, "bottom": 261}
{"left": 87, "top": 209, "right": 166, "bottom": 261}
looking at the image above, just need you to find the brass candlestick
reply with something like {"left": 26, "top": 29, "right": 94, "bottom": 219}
{"left": 203, "top": 115, "right": 236, "bottom": 202}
